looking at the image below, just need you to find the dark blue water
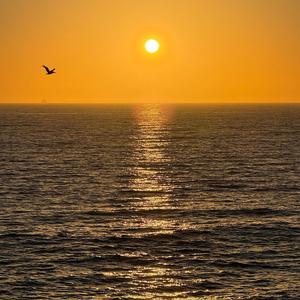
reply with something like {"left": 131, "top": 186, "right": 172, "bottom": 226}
{"left": 0, "top": 104, "right": 299, "bottom": 299}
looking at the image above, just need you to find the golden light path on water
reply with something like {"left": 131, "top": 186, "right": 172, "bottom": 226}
{"left": 131, "top": 106, "right": 176, "bottom": 298}
{"left": 105, "top": 105, "right": 202, "bottom": 299}
{"left": 131, "top": 104, "right": 174, "bottom": 219}
{"left": 94, "top": 105, "right": 177, "bottom": 299}
{"left": 93, "top": 105, "right": 231, "bottom": 299}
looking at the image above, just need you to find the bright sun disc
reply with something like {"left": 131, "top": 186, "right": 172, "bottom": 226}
{"left": 145, "top": 39, "right": 160, "bottom": 54}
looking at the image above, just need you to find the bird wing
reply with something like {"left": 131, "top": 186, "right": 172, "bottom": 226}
{"left": 42, "top": 65, "right": 50, "bottom": 73}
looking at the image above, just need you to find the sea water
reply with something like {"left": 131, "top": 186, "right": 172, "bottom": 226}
{"left": 0, "top": 104, "right": 299, "bottom": 299}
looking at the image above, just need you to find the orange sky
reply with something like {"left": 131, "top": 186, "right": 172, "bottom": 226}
{"left": 1, "top": 0, "right": 300, "bottom": 103}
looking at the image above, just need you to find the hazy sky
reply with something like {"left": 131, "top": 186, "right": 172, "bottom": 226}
{"left": 1, "top": 0, "right": 300, "bottom": 103}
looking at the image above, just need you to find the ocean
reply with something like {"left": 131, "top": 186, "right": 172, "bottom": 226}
{"left": 0, "top": 104, "right": 299, "bottom": 299}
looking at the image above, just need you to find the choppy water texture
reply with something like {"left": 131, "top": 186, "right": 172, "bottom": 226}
{"left": 0, "top": 104, "right": 299, "bottom": 299}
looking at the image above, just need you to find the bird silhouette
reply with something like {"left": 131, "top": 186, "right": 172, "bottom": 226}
{"left": 42, "top": 65, "right": 56, "bottom": 75}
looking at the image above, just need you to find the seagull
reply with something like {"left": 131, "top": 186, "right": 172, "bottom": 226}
{"left": 42, "top": 65, "right": 56, "bottom": 75}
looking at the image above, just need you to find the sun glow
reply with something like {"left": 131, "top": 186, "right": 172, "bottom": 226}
{"left": 145, "top": 39, "right": 160, "bottom": 54}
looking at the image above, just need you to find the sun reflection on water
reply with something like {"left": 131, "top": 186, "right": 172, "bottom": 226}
{"left": 108, "top": 104, "right": 195, "bottom": 297}
{"left": 126, "top": 104, "right": 177, "bottom": 231}
{"left": 131, "top": 104, "right": 174, "bottom": 196}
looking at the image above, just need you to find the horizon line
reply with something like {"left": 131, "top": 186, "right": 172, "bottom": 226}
{"left": 0, "top": 99, "right": 300, "bottom": 105}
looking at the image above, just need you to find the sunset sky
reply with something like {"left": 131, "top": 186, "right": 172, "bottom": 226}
{"left": 1, "top": 0, "right": 300, "bottom": 103}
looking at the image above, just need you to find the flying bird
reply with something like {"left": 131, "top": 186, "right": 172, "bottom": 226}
{"left": 43, "top": 65, "right": 56, "bottom": 75}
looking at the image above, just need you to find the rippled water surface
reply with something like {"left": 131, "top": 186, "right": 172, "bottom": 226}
{"left": 0, "top": 104, "right": 299, "bottom": 299}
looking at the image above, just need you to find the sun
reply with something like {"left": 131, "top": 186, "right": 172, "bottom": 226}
{"left": 145, "top": 39, "right": 160, "bottom": 54}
